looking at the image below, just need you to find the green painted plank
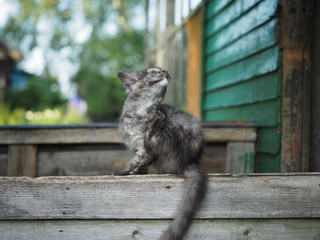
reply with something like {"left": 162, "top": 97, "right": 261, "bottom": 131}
{"left": 206, "top": 19, "right": 278, "bottom": 73}
{"left": 206, "top": 0, "right": 261, "bottom": 37}
{"left": 205, "top": 45, "right": 280, "bottom": 91}
{"left": 205, "top": 0, "right": 278, "bottom": 54}
{"left": 256, "top": 153, "right": 281, "bottom": 172}
{"left": 205, "top": 0, "right": 233, "bottom": 20}
{"left": 204, "top": 71, "right": 281, "bottom": 110}
{"left": 257, "top": 127, "right": 281, "bottom": 154}
{"left": 204, "top": 99, "right": 280, "bottom": 126}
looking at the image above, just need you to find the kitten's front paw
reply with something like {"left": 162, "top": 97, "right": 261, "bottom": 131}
{"left": 112, "top": 170, "right": 130, "bottom": 176}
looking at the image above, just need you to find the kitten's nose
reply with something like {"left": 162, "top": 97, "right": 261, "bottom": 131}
{"left": 162, "top": 69, "right": 170, "bottom": 79}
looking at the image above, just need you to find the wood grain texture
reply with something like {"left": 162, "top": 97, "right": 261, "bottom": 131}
{"left": 206, "top": 19, "right": 278, "bottom": 73}
{"left": 7, "top": 145, "right": 37, "bottom": 177}
{"left": 204, "top": 127, "right": 256, "bottom": 142}
{"left": 0, "top": 128, "right": 121, "bottom": 144}
{"left": 204, "top": 99, "right": 280, "bottom": 126}
{"left": 186, "top": 9, "right": 202, "bottom": 120}
{"left": 36, "top": 145, "right": 133, "bottom": 176}
{"left": 1, "top": 219, "right": 320, "bottom": 240}
{"left": 227, "top": 142, "right": 254, "bottom": 173}
{"left": 280, "top": 0, "right": 312, "bottom": 172}
{"left": 205, "top": 45, "right": 280, "bottom": 91}
{"left": 0, "top": 127, "right": 256, "bottom": 144}
{"left": 206, "top": 0, "right": 261, "bottom": 38}
{"left": 204, "top": 71, "right": 281, "bottom": 110}
{"left": 0, "top": 174, "right": 319, "bottom": 220}
{"left": 205, "top": 0, "right": 278, "bottom": 53}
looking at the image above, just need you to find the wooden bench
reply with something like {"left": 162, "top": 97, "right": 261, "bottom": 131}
{"left": 0, "top": 124, "right": 257, "bottom": 177}
{"left": 0, "top": 173, "right": 319, "bottom": 239}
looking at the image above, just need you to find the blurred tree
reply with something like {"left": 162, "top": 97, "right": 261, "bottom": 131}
{"left": 1, "top": 0, "right": 145, "bottom": 122}
{"left": 4, "top": 73, "right": 66, "bottom": 111}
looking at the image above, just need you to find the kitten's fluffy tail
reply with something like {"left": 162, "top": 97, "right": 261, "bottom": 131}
{"left": 159, "top": 164, "right": 208, "bottom": 240}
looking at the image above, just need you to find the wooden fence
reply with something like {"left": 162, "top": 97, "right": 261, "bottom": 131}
{"left": 0, "top": 124, "right": 257, "bottom": 176}
{"left": 0, "top": 173, "right": 319, "bottom": 239}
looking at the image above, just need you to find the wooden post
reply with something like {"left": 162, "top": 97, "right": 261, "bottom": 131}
{"left": 186, "top": 9, "right": 202, "bottom": 120}
{"left": 280, "top": 0, "right": 312, "bottom": 172}
{"left": 7, "top": 145, "right": 37, "bottom": 177}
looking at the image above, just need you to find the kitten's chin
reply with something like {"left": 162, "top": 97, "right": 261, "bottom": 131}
{"left": 157, "top": 77, "right": 169, "bottom": 86}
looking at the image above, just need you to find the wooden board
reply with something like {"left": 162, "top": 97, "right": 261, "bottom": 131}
{"left": 205, "top": 0, "right": 233, "bottom": 20}
{"left": 205, "top": 45, "right": 280, "bottom": 91}
{"left": 311, "top": 0, "right": 320, "bottom": 172}
{"left": 37, "top": 143, "right": 226, "bottom": 176}
{"left": 257, "top": 127, "right": 281, "bottom": 154}
{"left": 1, "top": 219, "right": 320, "bottom": 240}
{"left": 204, "top": 99, "right": 280, "bottom": 126}
{"left": 204, "top": 71, "right": 281, "bottom": 110}
{"left": 280, "top": 0, "right": 312, "bottom": 172}
{"left": 256, "top": 154, "right": 281, "bottom": 173}
{"left": 227, "top": 142, "right": 255, "bottom": 173}
{"left": 205, "top": 0, "right": 278, "bottom": 53}
{"left": 36, "top": 145, "right": 133, "bottom": 176}
{"left": 0, "top": 174, "right": 319, "bottom": 220}
{"left": 0, "top": 126, "right": 256, "bottom": 144}
{"left": 0, "top": 127, "right": 121, "bottom": 144}
{"left": 204, "top": 127, "right": 256, "bottom": 142}
{"left": 7, "top": 145, "right": 37, "bottom": 177}
{"left": 206, "top": 0, "right": 261, "bottom": 39}
{"left": 206, "top": 19, "right": 278, "bottom": 73}
{"left": 186, "top": 9, "right": 202, "bottom": 120}
{"left": 0, "top": 145, "right": 7, "bottom": 176}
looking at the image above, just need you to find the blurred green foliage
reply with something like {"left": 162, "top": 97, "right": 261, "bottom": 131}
{"left": 5, "top": 75, "right": 66, "bottom": 111}
{"left": 1, "top": 0, "right": 144, "bottom": 122}
{"left": 0, "top": 103, "right": 87, "bottom": 124}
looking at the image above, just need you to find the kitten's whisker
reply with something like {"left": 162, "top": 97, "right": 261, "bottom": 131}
{"left": 169, "top": 70, "right": 187, "bottom": 80}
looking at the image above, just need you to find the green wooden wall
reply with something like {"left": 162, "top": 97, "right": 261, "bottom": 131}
{"left": 202, "top": 0, "right": 281, "bottom": 172}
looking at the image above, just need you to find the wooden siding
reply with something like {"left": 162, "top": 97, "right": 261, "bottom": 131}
{"left": 202, "top": 0, "right": 281, "bottom": 172}
{"left": 0, "top": 174, "right": 319, "bottom": 239}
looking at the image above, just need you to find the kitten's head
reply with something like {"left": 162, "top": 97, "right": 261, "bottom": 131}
{"left": 117, "top": 67, "right": 171, "bottom": 98}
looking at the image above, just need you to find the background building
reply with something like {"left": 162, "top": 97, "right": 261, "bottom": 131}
{"left": 144, "top": 0, "right": 319, "bottom": 173}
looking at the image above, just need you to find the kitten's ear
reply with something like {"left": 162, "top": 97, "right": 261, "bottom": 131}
{"left": 117, "top": 71, "right": 140, "bottom": 86}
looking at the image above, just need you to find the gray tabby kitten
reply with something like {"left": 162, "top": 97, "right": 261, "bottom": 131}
{"left": 115, "top": 67, "right": 207, "bottom": 240}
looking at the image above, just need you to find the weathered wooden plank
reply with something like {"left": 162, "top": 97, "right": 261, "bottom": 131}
{"left": 280, "top": 0, "right": 312, "bottom": 172}
{"left": 0, "top": 127, "right": 256, "bottom": 144}
{"left": 206, "top": 19, "right": 278, "bottom": 73}
{"left": 1, "top": 219, "right": 320, "bottom": 240}
{"left": 0, "top": 128, "right": 121, "bottom": 144}
{"left": 37, "top": 145, "right": 133, "bottom": 176}
{"left": 205, "top": 0, "right": 278, "bottom": 54}
{"left": 204, "top": 99, "right": 280, "bottom": 126}
{"left": 204, "top": 127, "right": 256, "bottom": 142}
{"left": 256, "top": 154, "right": 281, "bottom": 173}
{"left": 206, "top": 0, "right": 260, "bottom": 37}
{"left": 205, "top": 0, "right": 233, "bottom": 20}
{"left": 205, "top": 45, "right": 280, "bottom": 91}
{"left": 7, "top": 145, "right": 37, "bottom": 177}
{"left": 186, "top": 9, "right": 202, "bottom": 119}
{"left": 204, "top": 71, "right": 281, "bottom": 110}
{"left": 227, "top": 142, "right": 254, "bottom": 173}
{"left": 0, "top": 174, "right": 319, "bottom": 220}
{"left": 36, "top": 144, "right": 226, "bottom": 176}
{"left": 0, "top": 145, "right": 7, "bottom": 176}
{"left": 311, "top": 0, "right": 320, "bottom": 172}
